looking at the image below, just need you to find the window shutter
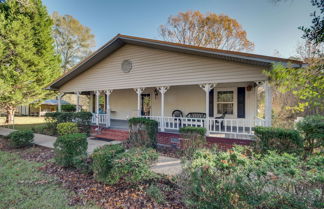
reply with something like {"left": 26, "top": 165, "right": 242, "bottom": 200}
{"left": 237, "top": 87, "right": 245, "bottom": 118}
{"left": 209, "top": 89, "right": 214, "bottom": 117}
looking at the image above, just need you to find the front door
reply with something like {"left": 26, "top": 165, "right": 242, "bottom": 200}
{"left": 141, "top": 94, "right": 151, "bottom": 116}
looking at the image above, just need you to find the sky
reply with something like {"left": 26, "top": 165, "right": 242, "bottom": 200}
{"left": 42, "top": 0, "right": 315, "bottom": 58}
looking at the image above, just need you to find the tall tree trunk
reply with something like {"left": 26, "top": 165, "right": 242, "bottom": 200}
{"left": 5, "top": 106, "right": 15, "bottom": 124}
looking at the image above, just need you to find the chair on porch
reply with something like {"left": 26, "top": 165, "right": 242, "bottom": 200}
{"left": 172, "top": 110, "right": 183, "bottom": 128}
{"left": 214, "top": 111, "right": 227, "bottom": 130}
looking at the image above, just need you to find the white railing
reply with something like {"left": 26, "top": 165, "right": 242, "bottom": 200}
{"left": 91, "top": 113, "right": 108, "bottom": 125}
{"left": 142, "top": 115, "right": 267, "bottom": 136}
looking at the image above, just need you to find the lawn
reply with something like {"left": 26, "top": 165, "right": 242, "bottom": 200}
{"left": 0, "top": 116, "right": 47, "bottom": 131}
{"left": 0, "top": 150, "right": 97, "bottom": 209}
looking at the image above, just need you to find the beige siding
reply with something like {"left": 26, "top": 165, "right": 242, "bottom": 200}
{"left": 103, "top": 83, "right": 256, "bottom": 120}
{"left": 59, "top": 44, "right": 267, "bottom": 92}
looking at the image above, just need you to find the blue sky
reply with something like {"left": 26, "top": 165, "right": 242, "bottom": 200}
{"left": 43, "top": 0, "right": 314, "bottom": 58}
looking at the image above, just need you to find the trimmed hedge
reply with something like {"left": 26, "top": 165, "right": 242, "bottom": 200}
{"left": 296, "top": 115, "right": 324, "bottom": 155}
{"left": 57, "top": 122, "right": 79, "bottom": 136}
{"left": 180, "top": 126, "right": 206, "bottom": 136}
{"left": 53, "top": 133, "right": 88, "bottom": 167}
{"left": 106, "top": 148, "right": 158, "bottom": 184}
{"left": 7, "top": 130, "right": 34, "bottom": 148}
{"left": 45, "top": 112, "right": 92, "bottom": 135}
{"left": 61, "top": 104, "right": 76, "bottom": 112}
{"left": 92, "top": 144, "right": 125, "bottom": 182}
{"left": 128, "top": 117, "right": 158, "bottom": 148}
{"left": 254, "top": 126, "right": 303, "bottom": 154}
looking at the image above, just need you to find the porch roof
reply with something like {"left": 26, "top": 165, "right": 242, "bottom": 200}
{"left": 47, "top": 34, "right": 305, "bottom": 90}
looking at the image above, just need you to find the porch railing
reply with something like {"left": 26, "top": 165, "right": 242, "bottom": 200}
{"left": 91, "top": 113, "right": 267, "bottom": 137}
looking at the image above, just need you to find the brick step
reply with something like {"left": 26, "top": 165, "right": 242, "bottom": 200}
{"left": 95, "top": 134, "right": 127, "bottom": 141}
{"left": 94, "top": 129, "right": 129, "bottom": 141}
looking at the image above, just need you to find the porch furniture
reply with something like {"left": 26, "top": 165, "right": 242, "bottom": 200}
{"left": 214, "top": 111, "right": 227, "bottom": 130}
{"left": 186, "top": 112, "right": 206, "bottom": 118}
{"left": 172, "top": 110, "right": 183, "bottom": 118}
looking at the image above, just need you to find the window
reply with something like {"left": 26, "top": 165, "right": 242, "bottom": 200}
{"left": 217, "top": 91, "right": 234, "bottom": 114}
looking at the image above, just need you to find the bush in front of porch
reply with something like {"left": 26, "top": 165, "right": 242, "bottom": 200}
{"left": 128, "top": 117, "right": 158, "bottom": 148}
{"left": 179, "top": 126, "right": 207, "bottom": 159}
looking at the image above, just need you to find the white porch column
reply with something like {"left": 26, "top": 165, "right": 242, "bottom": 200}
{"left": 105, "top": 90, "right": 113, "bottom": 127}
{"left": 158, "top": 86, "right": 169, "bottom": 132}
{"left": 134, "top": 88, "right": 145, "bottom": 117}
{"left": 264, "top": 81, "right": 272, "bottom": 127}
{"left": 75, "top": 91, "right": 81, "bottom": 112}
{"left": 95, "top": 90, "right": 100, "bottom": 125}
{"left": 200, "top": 83, "right": 216, "bottom": 135}
{"left": 57, "top": 92, "right": 64, "bottom": 112}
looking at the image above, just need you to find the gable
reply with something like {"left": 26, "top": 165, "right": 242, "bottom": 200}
{"left": 59, "top": 44, "right": 267, "bottom": 92}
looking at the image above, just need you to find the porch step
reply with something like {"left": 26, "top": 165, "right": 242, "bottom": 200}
{"left": 94, "top": 129, "right": 129, "bottom": 141}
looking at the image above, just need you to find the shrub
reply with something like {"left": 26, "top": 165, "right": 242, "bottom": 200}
{"left": 61, "top": 104, "right": 76, "bottom": 112}
{"left": 45, "top": 112, "right": 93, "bottom": 135}
{"left": 128, "top": 117, "right": 158, "bottom": 148}
{"left": 7, "top": 130, "right": 34, "bottom": 148}
{"left": 53, "top": 133, "right": 88, "bottom": 168}
{"left": 107, "top": 147, "right": 159, "bottom": 184}
{"left": 296, "top": 115, "right": 324, "bottom": 155}
{"left": 146, "top": 184, "right": 166, "bottom": 204}
{"left": 180, "top": 126, "right": 207, "bottom": 159}
{"left": 182, "top": 147, "right": 323, "bottom": 209}
{"left": 254, "top": 126, "right": 303, "bottom": 154}
{"left": 92, "top": 144, "right": 125, "bottom": 181}
{"left": 57, "top": 122, "right": 79, "bottom": 136}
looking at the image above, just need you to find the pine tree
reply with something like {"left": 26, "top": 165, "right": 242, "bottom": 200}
{"left": 0, "top": 0, "right": 61, "bottom": 123}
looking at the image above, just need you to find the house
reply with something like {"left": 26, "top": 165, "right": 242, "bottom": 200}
{"left": 16, "top": 99, "right": 70, "bottom": 116}
{"left": 47, "top": 34, "right": 303, "bottom": 147}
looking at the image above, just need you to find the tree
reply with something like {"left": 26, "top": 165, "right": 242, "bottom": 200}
{"left": 299, "top": 0, "right": 324, "bottom": 44}
{"left": 0, "top": 0, "right": 61, "bottom": 123}
{"left": 52, "top": 11, "right": 95, "bottom": 72}
{"left": 159, "top": 11, "right": 254, "bottom": 51}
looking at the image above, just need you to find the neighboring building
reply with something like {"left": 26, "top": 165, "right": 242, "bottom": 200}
{"left": 47, "top": 34, "right": 303, "bottom": 142}
{"left": 16, "top": 99, "right": 70, "bottom": 116}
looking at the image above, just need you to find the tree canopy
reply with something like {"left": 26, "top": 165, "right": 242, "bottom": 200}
{"left": 0, "top": 0, "right": 61, "bottom": 122}
{"left": 159, "top": 10, "right": 254, "bottom": 51}
{"left": 52, "top": 11, "right": 95, "bottom": 72}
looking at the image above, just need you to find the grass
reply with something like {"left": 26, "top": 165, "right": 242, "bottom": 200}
{"left": 0, "top": 150, "right": 97, "bottom": 209}
{"left": 0, "top": 116, "right": 47, "bottom": 131}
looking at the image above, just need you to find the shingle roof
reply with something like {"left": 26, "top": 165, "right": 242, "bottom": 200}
{"left": 48, "top": 34, "right": 304, "bottom": 90}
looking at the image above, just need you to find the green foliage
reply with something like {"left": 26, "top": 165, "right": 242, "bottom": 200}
{"left": 45, "top": 112, "right": 92, "bottom": 135}
{"left": 146, "top": 184, "right": 166, "bottom": 204}
{"left": 7, "top": 130, "right": 34, "bottom": 148}
{"left": 52, "top": 11, "right": 95, "bottom": 72}
{"left": 61, "top": 104, "right": 76, "bottom": 112}
{"left": 266, "top": 63, "right": 324, "bottom": 113}
{"left": 92, "top": 144, "right": 125, "bottom": 182}
{"left": 180, "top": 126, "right": 206, "bottom": 136}
{"left": 0, "top": 0, "right": 61, "bottom": 122}
{"left": 106, "top": 148, "right": 158, "bottom": 184}
{"left": 182, "top": 147, "right": 323, "bottom": 209}
{"left": 128, "top": 117, "right": 158, "bottom": 148}
{"left": 254, "top": 126, "right": 303, "bottom": 154}
{"left": 57, "top": 122, "right": 79, "bottom": 136}
{"left": 296, "top": 115, "right": 324, "bottom": 154}
{"left": 180, "top": 127, "right": 207, "bottom": 159}
{"left": 53, "top": 133, "right": 88, "bottom": 168}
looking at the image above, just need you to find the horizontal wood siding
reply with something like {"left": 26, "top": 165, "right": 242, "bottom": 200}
{"left": 59, "top": 44, "right": 267, "bottom": 92}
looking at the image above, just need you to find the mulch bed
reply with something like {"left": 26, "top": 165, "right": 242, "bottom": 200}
{"left": 0, "top": 138, "right": 186, "bottom": 209}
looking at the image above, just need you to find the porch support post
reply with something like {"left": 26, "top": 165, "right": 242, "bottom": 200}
{"left": 105, "top": 90, "right": 113, "bottom": 128}
{"left": 158, "top": 86, "right": 169, "bottom": 132}
{"left": 264, "top": 81, "right": 272, "bottom": 127}
{"left": 134, "top": 88, "right": 145, "bottom": 117}
{"left": 76, "top": 91, "right": 81, "bottom": 112}
{"left": 200, "top": 83, "right": 216, "bottom": 135}
{"left": 95, "top": 90, "right": 100, "bottom": 125}
{"left": 57, "top": 92, "right": 64, "bottom": 112}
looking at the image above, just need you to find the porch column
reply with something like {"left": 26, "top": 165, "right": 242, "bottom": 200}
{"left": 158, "top": 86, "right": 169, "bottom": 132}
{"left": 57, "top": 92, "right": 64, "bottom": 112}
{"left": 264, "top": 81, "right": 272, "bottom": 127}
{"left": 105, "top": 90, "right": 113, "bottom": 128}
{"left": 135, "top": 88, "right": 145, "bottom": 117}
{"left": 200, "top": 83, "right": 216, "bottom": 135}
{"left": 95, "top": 90, "right": 100, "bottom": 125}
{"left": 76, "top": 91, "right": 81, "bottom": 112}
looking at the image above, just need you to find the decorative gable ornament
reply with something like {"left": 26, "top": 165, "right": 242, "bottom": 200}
{"left": 121, "top": 59, "right": 132, "bottom": 73}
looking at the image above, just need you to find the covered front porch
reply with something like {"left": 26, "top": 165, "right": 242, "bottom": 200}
{"left": 59, "top": 81, "right": 272, "bottom": 139}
